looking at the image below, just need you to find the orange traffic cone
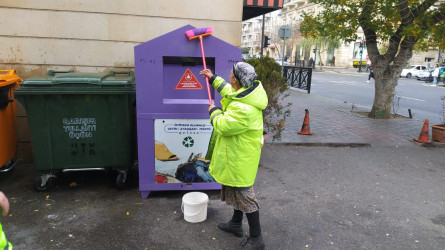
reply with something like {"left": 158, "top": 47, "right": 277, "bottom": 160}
{"left": 414, "top": 119, "right": 432, "bottom": 143}
{"left": 298, "top": 109, "right": 313, "bottom": 135}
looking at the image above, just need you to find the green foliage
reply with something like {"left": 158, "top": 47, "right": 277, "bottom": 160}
{"left": 300, "top": 0, "right": 445, "bottom": 119}
{"left": 246, "top": 57, "right": 291, "bottom": 141}
{"left": 300, "top": 0, "right": 445, "bottom": 50}
{"left": 241, "top": 47, "right": 250, "bottom": 54}
{"left": 300, "top": 37, "right": 341, "bottom": 67}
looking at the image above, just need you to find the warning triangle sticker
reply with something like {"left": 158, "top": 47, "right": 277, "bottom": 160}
{"left": 174, "top": 68, "right": 204, "bottom": 90}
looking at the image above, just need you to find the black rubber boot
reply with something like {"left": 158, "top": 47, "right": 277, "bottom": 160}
{"left": 237, "top": 235, "right": 265, "bottom": 250}
{"left": 217, "top": 220, "right": 244, "bottom": 238}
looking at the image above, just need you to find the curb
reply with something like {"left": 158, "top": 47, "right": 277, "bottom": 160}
{"left": 420, "top": 142, "right": 445, "bottom": 148}
{"left": 265, "top": 142, "right": 371, "bottom": 147}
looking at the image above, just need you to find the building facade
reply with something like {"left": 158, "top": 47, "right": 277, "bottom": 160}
{"left": 242, "top": 0, "right": 443, "bottom": 67}
{"left": 0, "top": 0, "right": 247, "bottom": 163}
{"left": 0, "top": 0, "right": 244, "bottom": 78}
{"left": 241, "top": 11, "right": 282, "bottom": 58}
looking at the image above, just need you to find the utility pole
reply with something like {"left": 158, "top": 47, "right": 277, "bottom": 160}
{"left": 260, "top": 14, "right": 265, "bottom": 58}
{"left": 278, "top": 25, "right": 292, "bottom": 75}
{"left": 358, "top": 40, "right": 364, "bottom": 72}
{"left": 313, "top": 47, "right": 317, "bottom": 68}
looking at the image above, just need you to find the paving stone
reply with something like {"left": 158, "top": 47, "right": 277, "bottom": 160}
{"left": 271, "top": 90, "right": 425, "bottom": 147}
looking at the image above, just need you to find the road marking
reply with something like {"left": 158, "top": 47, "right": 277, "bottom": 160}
{"left": 326, "top": 81, "right": 367, "bottom": 86}
{"left": 352, "top": 104, "right": 370, "bottom": 109}
{"left": 396, "top": 96, "right": 425, "bottom": 102}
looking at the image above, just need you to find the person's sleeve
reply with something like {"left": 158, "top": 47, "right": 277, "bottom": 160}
{"left": 210, "top": 75, "right": 233, "bottom": 97}
{"left": 209, "top": 103, "right": 250, "bottom": 136}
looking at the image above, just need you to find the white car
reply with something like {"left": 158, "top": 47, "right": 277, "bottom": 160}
{"left": 275, "top": 58, "right": 291, "bottom": 66}
{"left": 416, "top": 67, "right": 435, "bottom": 80}
{"left": 400, "top": 65, "right": 427, "bottom": 78}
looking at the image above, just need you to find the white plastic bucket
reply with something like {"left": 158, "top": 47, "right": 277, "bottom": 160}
{"left": 181, "top": 192, "right": 209, "bottom": 223}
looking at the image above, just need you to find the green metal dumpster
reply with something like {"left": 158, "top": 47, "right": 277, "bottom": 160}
{"left": 15, "top": 70, "right": 136, "bottom": 191}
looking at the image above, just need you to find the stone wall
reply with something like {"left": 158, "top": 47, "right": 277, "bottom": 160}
{"left": 0, "top": 0, "right": 243, "bottom": 163}
{"left": 409, "top": 50, "right": 441, "bottom": 68}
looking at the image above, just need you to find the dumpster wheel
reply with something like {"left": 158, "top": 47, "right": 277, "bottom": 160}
{"left": 116, "top": 170, "right": 127, "bottom": 189}
{"left": 34, "top": 174, "right": 55, "bottom": 191}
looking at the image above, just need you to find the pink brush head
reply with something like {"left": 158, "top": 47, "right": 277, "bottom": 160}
{"left": 185, "top": 27, "right": 213, "bottom": 40}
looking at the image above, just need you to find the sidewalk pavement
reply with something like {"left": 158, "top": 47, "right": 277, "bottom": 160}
{"left": 1, "top": 90, "right": 445, "bottom": 249}
{"left": 315, "top": 66, "right": 370, "bottom": 75}
{"left": 273, "top": 89, "right": 428, "bottom": 147}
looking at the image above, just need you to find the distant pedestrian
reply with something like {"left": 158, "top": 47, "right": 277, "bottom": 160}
{"left": 432, "top": 64, "right": 440, "bottom": 86}
{"left": 366, "top": 57, "right": 371, "bottom": 72}
{"left": 367, "top": 61, "right": 375, "bottom": 83}
{"left": 309, "top": 57, "right": 314, "bottom": 69}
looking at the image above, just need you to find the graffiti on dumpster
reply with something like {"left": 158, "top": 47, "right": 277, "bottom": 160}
{"left": 71, "top": 142, "right": 96, "bottom": 156}
{"left": 62, "top": 118, "right": 96, "bottom": 139}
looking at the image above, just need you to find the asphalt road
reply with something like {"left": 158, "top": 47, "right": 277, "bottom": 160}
{"left": 309, "top": 72, "right": 445, "bottom": 125}
{"left": 1, "top": 145, "right": 445, "bottom": 249}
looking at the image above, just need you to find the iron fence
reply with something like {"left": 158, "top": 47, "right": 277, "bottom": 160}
{"left": 283, "top": 66, "right": 312, "bottom": 93}
{"left": 293, "top": 60, "right": 315, "bottom": 68}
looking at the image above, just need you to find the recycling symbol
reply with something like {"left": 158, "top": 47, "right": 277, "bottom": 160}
{"left": 182, "top": 136, "right": 194, "bottom": 148}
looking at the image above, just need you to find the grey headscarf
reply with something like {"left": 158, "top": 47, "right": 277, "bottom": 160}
{"left": 232, "top": 62, "right": 257, "bottom": 88}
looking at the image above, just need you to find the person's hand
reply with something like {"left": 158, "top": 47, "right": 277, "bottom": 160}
{"left": 0, "top": 192, "right": 10, "bottom": 216}
{"left": 200, "top": 69, "right": 213, "bottom": 79}
{"left": 208, "top": 103, "right": 216, "bottom": 113}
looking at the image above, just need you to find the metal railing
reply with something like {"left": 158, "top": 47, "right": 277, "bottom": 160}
{"left": 283, "top": 66, "right": 312, "bottom": 93}
{"left": 293, "top": 60, "right": 315, "bottom": 68}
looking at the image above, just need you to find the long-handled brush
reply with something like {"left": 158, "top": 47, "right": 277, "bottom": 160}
{"left": 185, "top": 27, "right": 213, "bottom": 104}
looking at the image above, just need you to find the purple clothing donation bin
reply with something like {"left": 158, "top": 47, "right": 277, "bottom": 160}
{"left": 135, "top": 25, "right": 241, "bottom": 198}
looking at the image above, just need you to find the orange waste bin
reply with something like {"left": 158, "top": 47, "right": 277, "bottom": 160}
{"left": 0, "top": 70, "right": 22, "bottom": 169}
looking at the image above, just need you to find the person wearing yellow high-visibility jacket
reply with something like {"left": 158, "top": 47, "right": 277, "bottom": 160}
{"left": 0, "top": 191, "right": 12, "bottom": 249}
{"left": 200, "top": 62, "right": 268, "bottom": 250}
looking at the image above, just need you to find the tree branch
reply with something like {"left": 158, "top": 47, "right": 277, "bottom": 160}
{"left": 398, "top": 0, "right": 414, "bottom": 25}
{"left": 385, "top": 0, "right": 414, "bottom": 59}
{"left": 411, "top": 0, "right": 437, "bottom": 19}
{"left": 359, "top": 0, "right": 379, "bottom": 59}
{"left": 432, "top": 10, "right": 445, "bottom": 23}
{"left": 393, "top": 39, "right": 415, "bottom": 71}
{"left": 412, "top": 0, "right": 444, "bottom": 32}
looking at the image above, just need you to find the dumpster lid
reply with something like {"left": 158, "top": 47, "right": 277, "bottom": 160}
{"left": 0, "top": 70, "right": 22, "bottom": 87}
{"left": 20, "top": 71, "right": 134, "bottom": 86}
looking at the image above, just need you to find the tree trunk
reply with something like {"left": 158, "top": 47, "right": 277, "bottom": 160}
{"left": 368, "top": 69, "right": 399, "bottom": 118}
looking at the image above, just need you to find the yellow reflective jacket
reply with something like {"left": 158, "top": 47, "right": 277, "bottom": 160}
{"left": 208, "top": 76, "right": 268, "bottom": 187}
{"left": 0, "top": 222, "right": 12, "bottom": 249}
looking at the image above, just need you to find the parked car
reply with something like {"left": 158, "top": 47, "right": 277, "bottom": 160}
{"left": 416, "top": 67, "right": 435, "bottom": 80}
{"left": 275, "top": 58, "right": 291, "bottom": 66}
{"left": 400, "top": 65, "right": 427, "bottom": 78}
